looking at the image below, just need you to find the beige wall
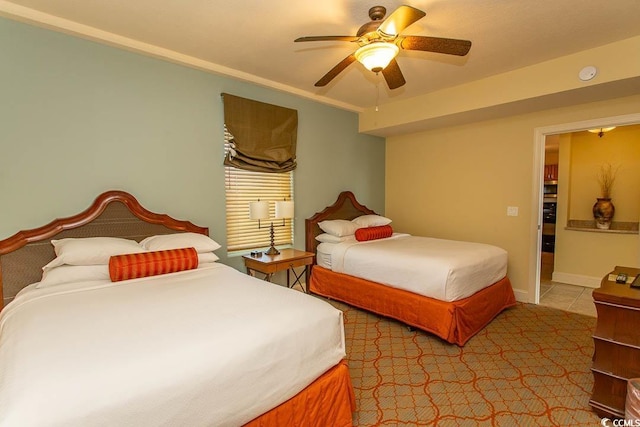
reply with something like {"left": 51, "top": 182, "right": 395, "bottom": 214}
{"left": 361, "top": 36, "right": 640, "bottom": 136}
{"left": 385, "top": 94, "right": 640, "bottom": 302}
{"left": 553, "top": 125, "right": 640, "bottom": 285}
{"left": 567, "top": 125, "right": 640, "bottom": 221}
{"left": 545, "top": 152, "right": 559, "bottom": 166}
{"left": 544, "top": 134, "right": 559, "bottom": 166}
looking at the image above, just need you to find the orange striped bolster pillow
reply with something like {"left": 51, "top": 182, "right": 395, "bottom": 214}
{"left": 109, "top": 247, "right": 198, "bottom": 282}
{"left": 355, "top": 225, "right": 393, "bottom": 242}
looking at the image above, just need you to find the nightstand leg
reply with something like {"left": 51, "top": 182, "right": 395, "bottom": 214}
{"left": 287, "top": 266, "right": 307, "bottom": 293}
{"left": 247, "top": 268, "right": 273, "bottom": 282}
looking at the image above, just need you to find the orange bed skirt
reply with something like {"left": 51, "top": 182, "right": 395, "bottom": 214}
{"left": 243, "top": 359, "right": 355, "bottom": 427}
{"left": 310, "top": 266, "right": 516, "bottom": 346}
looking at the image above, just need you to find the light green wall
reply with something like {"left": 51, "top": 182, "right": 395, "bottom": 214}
{"left": 0, "top": 18, "right": 385, "bottom": 272}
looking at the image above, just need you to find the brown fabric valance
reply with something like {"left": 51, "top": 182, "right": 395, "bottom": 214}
{"left": 222, "top": 93, "right": 298, "bottom": 173}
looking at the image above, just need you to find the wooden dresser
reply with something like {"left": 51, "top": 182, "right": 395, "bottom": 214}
{"left": 590, "top": 266, "right": 640, "bottom": 419}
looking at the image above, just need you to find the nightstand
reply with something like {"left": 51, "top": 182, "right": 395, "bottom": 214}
{"left": 242, "top": 248, "right": 315, "bottom": 292}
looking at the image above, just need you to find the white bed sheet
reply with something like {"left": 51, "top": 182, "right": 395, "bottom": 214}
{"left": 0, "top": 263, "right": 345, "bottom": 427}
{"left": 326, "top": 233, "right": 507, "bottom": 302}
{"left": 316, "top": 242, "right": 334, "bottom": 269}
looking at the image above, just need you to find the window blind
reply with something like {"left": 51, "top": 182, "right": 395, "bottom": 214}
{"left": 224, "top": 127, "right": 293, "bottom": 252}
{"left": 222, "top": 93, "right": 297, "bottom": 173}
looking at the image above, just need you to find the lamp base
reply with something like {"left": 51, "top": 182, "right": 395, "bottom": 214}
{"left": 266, "top": 222, "right": 280, "bottom": 255}
{"left": 265, "top": 246, "right": 280, "bottom": 256}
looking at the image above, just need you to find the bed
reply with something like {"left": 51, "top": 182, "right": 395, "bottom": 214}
{"left": 0, "top": 190, "right": 354, "bottom": 427}
{"left": 305, "top": 191, "right": 516, "bottom": 346}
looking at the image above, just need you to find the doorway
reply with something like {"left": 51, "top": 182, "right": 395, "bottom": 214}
{"left": 529, "top": 113, "right": 640, "bottom": 305}
{"left": 537, "top": 137, "right": 598, "bottom": 317}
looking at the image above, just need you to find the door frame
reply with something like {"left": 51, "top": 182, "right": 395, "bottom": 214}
{"left": 529, "top": 113, "right": 640, "bottom": 304}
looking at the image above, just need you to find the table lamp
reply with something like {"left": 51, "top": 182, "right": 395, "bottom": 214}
{"left": 249, "top": 199, "right": 294, "bottom": 255}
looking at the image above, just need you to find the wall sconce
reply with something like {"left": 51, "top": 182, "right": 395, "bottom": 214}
{"left": 588, "top": 127, "right": 616, "bottom": 138}
{"left": 249, "top": 199, "right": 294, "bottom": 255}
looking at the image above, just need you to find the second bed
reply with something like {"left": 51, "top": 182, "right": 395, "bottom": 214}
{"left": 306, "top": 191, "right": 517, "bottom": 346}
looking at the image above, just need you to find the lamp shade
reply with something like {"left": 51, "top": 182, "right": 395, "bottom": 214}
{"left": 249, "top": 200, "right": 269, "bottom": 220}
{"left": 354, "top": 42, "right": 399, "bottom": 72}
{"left": 275, "top": 201, "right": 294, "bottom": 219}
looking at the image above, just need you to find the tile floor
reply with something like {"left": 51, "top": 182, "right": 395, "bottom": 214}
{"left": 538, "top": 252, "right": 597, "bottom": 317}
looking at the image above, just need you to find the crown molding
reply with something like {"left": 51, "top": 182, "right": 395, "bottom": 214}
{"left": 0, "top": 0, "right": 362, "bottom": 113}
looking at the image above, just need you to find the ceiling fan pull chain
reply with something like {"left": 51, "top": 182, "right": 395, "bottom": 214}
{"left": 375, "top": 77, "right": 380, "bottom": 112}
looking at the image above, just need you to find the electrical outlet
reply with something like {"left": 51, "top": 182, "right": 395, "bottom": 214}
{"left": 507, "top": 206, "right": 519, "bottom": 217}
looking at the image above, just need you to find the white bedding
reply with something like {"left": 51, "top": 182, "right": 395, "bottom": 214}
{"left": 324, "top": 233, "right": 507, "bottom": 302}
{"left": 316, "top": 242, "right": 334, "bottom": 269}
{"left": 0, "top": 263, "right": 346, "bottom": 427}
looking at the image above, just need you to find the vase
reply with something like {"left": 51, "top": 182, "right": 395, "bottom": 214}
{"left": 593, "top": 198, "right": 615, "bottom": 230}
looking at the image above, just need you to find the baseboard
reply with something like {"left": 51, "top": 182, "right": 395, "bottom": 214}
{"left": 513, "top": 288, "right": 528, "bottom": 302}
{"left": 551, "top": 271, "right": 601, "bottom": 288}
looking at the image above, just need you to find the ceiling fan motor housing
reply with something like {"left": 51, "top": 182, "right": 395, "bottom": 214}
{"left": 357, "top": 6, "right": 388, "bottom": 39}
{"left": 368, "top": 6, "right": 386, "bottom": 20}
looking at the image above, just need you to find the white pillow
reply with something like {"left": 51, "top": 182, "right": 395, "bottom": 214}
{"left": 140, "top": 233, "right": 221, "bottom": 253}
{"left": 43, "top": 237, "right": 146, "bottom": 271}
{"left": 198, "top": 252, "right": 219, "bottom": 263}
{"left": 315, "top": 233, "right": 356, "bottom": 244}
{"left": 352, "top": 214, "right": 392, "bottom": 228}
{"left": 318, "top": 220, "right": 358, "bottom": 237}
{"left": 38, "top": 265, "right": 111, "bottom": 288}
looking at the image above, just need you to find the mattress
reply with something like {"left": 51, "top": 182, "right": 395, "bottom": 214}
{"left": 322, "top": 233, "right": 507, "bottom": 302}
{"left": 0, "top": 263, "right": 346, "bottom": 427}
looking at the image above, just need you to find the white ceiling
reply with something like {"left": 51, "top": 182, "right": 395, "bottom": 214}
{"left": 3, "top": 0, "right": 640, "bottom": 112}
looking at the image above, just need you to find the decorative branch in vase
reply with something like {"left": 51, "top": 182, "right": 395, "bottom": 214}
{"left": 598, "top": 163, "right": 618, "bottom": 199}
{"left": 593, "top": 163, "right": 619, "bottom": 230}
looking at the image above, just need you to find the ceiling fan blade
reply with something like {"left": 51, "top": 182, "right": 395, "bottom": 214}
{"left": 377, "top": 5, "right": 426, "bottom": 37}
{"left": 400, "top": 36, "right": 472, "bottom": 56}
{"left": 315, "top": 54, "right": 357, "bottom": 87}
{"left": 295, "top": 36, "right": 358, "bottom": 43}
{"left": 381, "top": 59, "right": 406, "bottom": 90}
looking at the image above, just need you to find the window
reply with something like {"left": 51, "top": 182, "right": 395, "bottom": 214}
{"left": 224, "top": 127, "right": 294, "bottom": 253}
{"left": 221, "top": 94, "right": 297, "bottom": 254}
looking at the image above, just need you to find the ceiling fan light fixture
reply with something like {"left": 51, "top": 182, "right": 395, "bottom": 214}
{"left": 354, "top": 42, "right": 399, "bottom": 73}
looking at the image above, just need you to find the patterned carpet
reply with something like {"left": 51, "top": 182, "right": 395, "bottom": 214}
{"left": 329, "top": 300, "right": 601, "bottom": 426}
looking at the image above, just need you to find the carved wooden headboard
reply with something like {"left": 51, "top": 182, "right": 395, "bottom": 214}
{"left": 305, "top": 191, "right": 377, "bottom": 257}
{"left": 0, "top": 191, "right": 208, "bottom": 310}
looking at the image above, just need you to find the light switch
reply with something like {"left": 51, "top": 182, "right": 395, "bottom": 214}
{"left": 507, "top": 206, "right": 519, "bottom": 217}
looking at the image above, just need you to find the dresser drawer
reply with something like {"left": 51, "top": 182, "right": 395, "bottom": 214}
{"left": 593, "top": 337, "right": 640, "bottom": 378}
{"left": 271, "top": 257, "right": 313, "bottom": 272}
{"left": 590, "top": 370, "right": 627, "bottom": 417}
{"left": 594, "top": 301, "right": 640, "bottom": 346}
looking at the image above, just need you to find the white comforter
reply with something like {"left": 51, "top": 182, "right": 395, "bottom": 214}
{"left": 0, "top": 263, "right": 346, "bottom": 427}
{"left": 325, "top": 233, "right": 507, "bottom": 302}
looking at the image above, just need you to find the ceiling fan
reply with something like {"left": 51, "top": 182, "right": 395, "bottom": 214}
{"left": 294, "top": 5, "right": 472, "bottom": 90}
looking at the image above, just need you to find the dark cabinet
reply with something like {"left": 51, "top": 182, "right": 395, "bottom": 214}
{"left": 590, "top": 267, "right": 640, "bottom": 419}
{"left": 544, "top": 164, "right": 558, "bottom": 181}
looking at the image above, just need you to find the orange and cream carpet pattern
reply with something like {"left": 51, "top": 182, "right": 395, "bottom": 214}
{"left": 330, "top": 300, "right": 601, "bottom": 426}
